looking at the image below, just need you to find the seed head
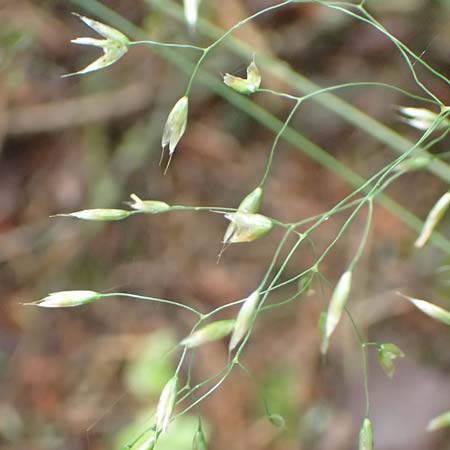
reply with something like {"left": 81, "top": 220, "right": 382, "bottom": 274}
{"left": 63, "top": 14, "right": 129, "bottom": 77}
{"left": 25, "top": 290, "right": 101, "bottom": 308}
{"left": 180, "top": 320, "right": 236, "bottom": 348}
{"left": 377, "top": 343, "right": 405, "bottom": 378}
{"left": 238, "top": 187, "right": 264, "bottom": 213}
{"left": 398, "top": 292, "right": 450, "bottom": 326}
{"left": 161, "top": 96, "right": 189, "bottom": 172}
{"left": 223, "top": 187, "right": 264, "bottom": 249}
{"left": 427, "top": 410, "right": 450, "bottom": 432}
{"left": 321, "top": 271, "right": 352, "bottom": 354}
{"left": 192, "top": 419, "right": 207, "bottom": 450}
{"left": 128, "top": 194, "right": 170, "bottom": 214}
{"left": 155, "top": 376, "right": 178, "bottom": 434}
{"left": 358, "top": 418, "right": 373, "bottom": 450}
{"left": 229, "top": 290, "right": 260, "bottom": 351}
{"left": 223, "top": 212, "right": 273, "bottom": 244}
{"left": 415, "top": 191, "right": 450, "bottom": 248}
{"left": 397, "top": 106, "right": 449, "bottom": 131}
{"left": 184, "top": 0, "right": 202, "bottom": 31}
{"left": 223, "top": 57, "right": 261, "bottom": 94}
{"left": 268, "top": 414, "right": 285, "bottom": 429}
{"left": 54, "top": 208, "right": 132, "bottom": 221}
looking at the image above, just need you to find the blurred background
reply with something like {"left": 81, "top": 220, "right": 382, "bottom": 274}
{"left": 1, "top": 0, "right": 450, "bottom": 449}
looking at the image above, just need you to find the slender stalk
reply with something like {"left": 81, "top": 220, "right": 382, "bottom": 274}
{"left": 259, "top": 100, "right": 302, "bottom": 188}
{"left": 260, "top": 272, "right": 314, "bottom": 311}
{"left": 176, "top": 366, "right": 229, "bottom": 406}
{"left": 238, "top": 362, "right": 271, "bottom": 415}
{"left": 100, "top": 292, "right": 202, "bottom": 316}
{"left": 345, "top": 306, "right": 370, "bottom": 418}
{"left": 258, "top": 82, "right": 435, "bottom": 105}
{"left": 358, "top": 5, "right": 450, "bottom": 87}
{"left": 317, "top": 1, "right": 445, "bottom": 104}
{"left": 129, "top": 41, "right": 204, "bottom": 52}
{"left": 176, "top": 367, "right": 233, "bottom": 416}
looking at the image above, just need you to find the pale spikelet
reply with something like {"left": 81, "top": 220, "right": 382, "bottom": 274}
{"left": 427, "top": 410, "right": 450, "bottom": 432}
{"left": 321, "top": 271, "right": 352, "bottom": 354}
{"left": 161, "top": 96, "right": 189, "bottom": 172}
{"left": 24, "top": 290, "right": 101, "bottom": 308}
{"left": 268, "top": 414, "right": 285, "bottom": 429}
{"left": 62, "top": 14, "right": 129, "bottom": 77}
{"left": 184, "top": 0, "right": 202, "bottom": 31}
{"left": 223, "top": 57, "right": 261, "bottom": 94}
{"left": 223, "top": 187, "right": 264, "bottom": 249}
{"left": 377, "top": 343, "right": 405, "bottom": 378}
{"left": 73, "top": 14, "right": 129, "bottom": 42}
{"left": 415, "top": 191, "right": 450, "bottom": 248}
{"left": 237, "top": 187, "right": 263, "bottom": 213}
{"left": 358, "top": 418, "right": 373, "bottom": 450}
{"left": 229, "top": 290, "right": 260, "bottom": 351}
{"left": 192, "top": 419, "right": 207, "bottom": 450}
{"left": 180, "top": 320, "right": 236, "bottom": 348}
{"left": 398, "top": 292, "right": 450, "bottom": 326}
{"left": 397, "top": 106, "right": 448, "bottom": 131}
{"left": 54, "top": 208, "right": 132, "bottom": 221}
{"left": 155, "top": 376, "right": 178, "bottom": 434}
{"left": 128, "top": 194, "right": 170, "bottom": 214}
{"left": 223, "top": 212, "right": 273, "bottom": 244}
